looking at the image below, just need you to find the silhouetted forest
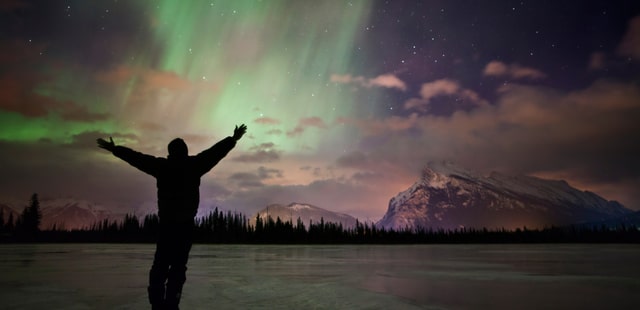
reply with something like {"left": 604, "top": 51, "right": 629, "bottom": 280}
{"left": 2, "top": 208, "right": 639, "bottom": 243}
{"left": 1, "top": 195, "right": 638, "bottom": 243}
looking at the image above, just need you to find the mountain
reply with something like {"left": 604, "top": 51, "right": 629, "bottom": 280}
{"left": 38, "top": 198, "right": 116, "bottom": 230}
{"left": 1, "top": 199, "right": 116, "bottom": 230}
{"left": 252, "top": 203, "right": 358, "bottom": 229}
{"left": 377, "top": 162, "right": 631, "bottom": 231}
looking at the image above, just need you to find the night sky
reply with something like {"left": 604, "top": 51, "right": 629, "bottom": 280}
{"left": 1, "top": 0, "right": 639, "bottom": 220}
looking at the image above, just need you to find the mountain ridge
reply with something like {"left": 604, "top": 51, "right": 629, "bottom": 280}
{"left": 252, "top": 202, "right": 358, "bottom": 228}
{"left": 377, "top": 161, "right": 631, "bottom": 230}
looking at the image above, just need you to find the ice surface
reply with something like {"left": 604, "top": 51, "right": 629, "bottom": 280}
{"left": 1, "top": 244, "right": 639, "bottom": 309}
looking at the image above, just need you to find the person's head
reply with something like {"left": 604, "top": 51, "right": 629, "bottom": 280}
{"left": 168, "top": 138, "right": 188, "bottom": 159}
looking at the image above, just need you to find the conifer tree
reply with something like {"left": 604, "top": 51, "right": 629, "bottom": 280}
{"left": 19, "top": 193, "right": 42, "bottom": 233}
{"left": 28, "top": 193, "right": 42, "bottom": 232}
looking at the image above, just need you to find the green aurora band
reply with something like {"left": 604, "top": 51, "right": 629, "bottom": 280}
{"left": 132, "top": 0, "right": 373, "bottom": 153}
{"left": 3, "top": 1, "right": 375, "bottom": 157}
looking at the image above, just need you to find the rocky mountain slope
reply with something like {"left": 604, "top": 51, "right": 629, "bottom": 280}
{"left": 377, "top": 162, "right": 631, "bottom": 230}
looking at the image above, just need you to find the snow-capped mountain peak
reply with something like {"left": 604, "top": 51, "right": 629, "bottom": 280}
{"left": 253, "top": 203, "right": 358, "bottom": 228}
{"left": 378, "top": 162, "right": 630, "bottom": 230}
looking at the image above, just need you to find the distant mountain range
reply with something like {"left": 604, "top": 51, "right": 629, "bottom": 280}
{"left": 40, "top": 198, "right": 114, "bottom": 230}
{"left": 1, "top": 162, "right": 635, "bottom": 232}
{"left": 251, "top": 203, "right": 358, "bottom": 229}
{"left": 1, "top": 198, "right": 114, "bottom": 230}
{"left": 377, "top": 162, "right": 632, "bottom": 230}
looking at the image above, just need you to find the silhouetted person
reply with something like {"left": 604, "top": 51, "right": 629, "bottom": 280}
{"left": 97, "top": 124, "right": 247, "bottom": 310}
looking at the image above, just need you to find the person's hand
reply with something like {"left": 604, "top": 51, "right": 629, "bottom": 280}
{"left": 233, "top": 124, "right": 247, "bottom": 141}
{"left": 97, "top": 137, "right": 116, "bottom": 152}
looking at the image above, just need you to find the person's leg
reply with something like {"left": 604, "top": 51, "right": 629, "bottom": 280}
{"left": 165, "top": 223, "right": 194, "bottom": 309}
{"left": 148, "top": 225, "right": 171, "bottom": 308}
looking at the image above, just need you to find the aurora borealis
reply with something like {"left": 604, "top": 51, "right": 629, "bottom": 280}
{"left": 1, "top": 0, "right": 639, "bottom": 220}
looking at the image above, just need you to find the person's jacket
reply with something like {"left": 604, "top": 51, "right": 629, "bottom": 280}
{"left": 111, "top": 137, "right": 236, "bottom": 221}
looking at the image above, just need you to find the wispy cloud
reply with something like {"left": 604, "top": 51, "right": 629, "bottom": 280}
{"left": 232, "top": 142, "right": 281, "bottom": 163}
{"left": 404, "top": 79, "right": 485, "bottom": 113}
{"left": 286, "top": 117, "right": 328, "bottom": 137}
{"left": 331, "top": 73, "right": 407, "bottom": 91}
{"left": 254, "top": 117, "right": 281, "bottom": 125}
{"left": 483, "top": 61, "right": 546, "bottom": 80}
{"left": 228, "top": 166, "right": 284, "bottom": 189}
{"left": 368, "top": 74, "right": 408, "bottom": 91}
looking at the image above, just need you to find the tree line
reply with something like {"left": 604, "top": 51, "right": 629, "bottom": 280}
{"left": 1, "top": 194, "right": 638, "bottom": 243}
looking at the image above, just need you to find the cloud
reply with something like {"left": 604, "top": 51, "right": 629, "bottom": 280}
{"left": 299, "top": 165, "right": 325, "bottom": 178}
{"left": 338, "top": 113, "right": 420, "bottom": 136}
{"left": 617, "top": 16, "right": 640, "bottom": 59}
{"left": 286, "top": 126, "right": 305, "bottom": 137}
{"left": 330, "top": 73, "right": 407, "bottom": 91}
{"left": 418, "top": 79, "right": 460, "bottom": 99}
{"left": 335, "top": 152, "right": 388, "bottom": 184}
{"left": 483, "top": 61, "right": 546, "bottom": 79}
{"left": 266, "top": 129, "right": 283, "bottom": 135}
{"left": 254, "top": 117, "right": 281, "bottom": 125}
{"left": 330, "top": 74, "right": 363, "bottom": 84}
{"left": 286, "top": 116, "right": 327, "bottom": 137}
{"left": 336, "top": 151, "right": 370, "bottom": 168}
{"left": 404, "top": 79, "right": 486, "bottom": 114}
{"left": 351, "top": 171, "right": 383, "bottom": 182}
{"left": 228, "top": 172, "right": 265, "bottom": 188}
{"left": 232, "top": 142, "right": 281, "bottom": 163}
{"left": 368, "top": 74, "right": 408, "bottom": 91}
{"left": 228, "top": 166, "right": 283, "bottom": 189}
{"left": 298, "top": 116, "right": 327, "bottom": 129}
{"left": 257, "top": 166, "right": 283, "bottom": 179}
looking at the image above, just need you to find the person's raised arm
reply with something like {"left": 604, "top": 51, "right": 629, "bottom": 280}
{"left": 96, "top": 136, "right": 160, "bottom": 177}
{"left": 195, "top": 124, "right": 247, "bottom": 175}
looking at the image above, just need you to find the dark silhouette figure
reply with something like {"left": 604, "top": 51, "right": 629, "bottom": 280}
{"left": 97, "top": 124, "right": 246, "bottom": 309}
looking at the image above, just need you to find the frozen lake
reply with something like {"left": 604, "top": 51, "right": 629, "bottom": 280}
{"left": 1, "top": 244, "right": 639, "bottom": 309}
